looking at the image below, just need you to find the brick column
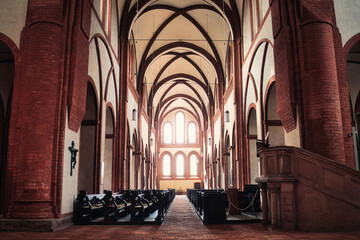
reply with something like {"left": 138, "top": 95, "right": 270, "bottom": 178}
{"left": 300, "top": 1, "right": 345, "bottom": 163}
{"left": 6, "top": 0, "right": 91, "bottom": 220}
{"left": 333, "top": 26, "right": 355, "bottom": 168}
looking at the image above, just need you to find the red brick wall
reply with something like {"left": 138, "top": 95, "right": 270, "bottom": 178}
{"left": 333, "top": 27, "right": 355, "bottom": 168}
{"left": 68, "top": 0, "right": 92, "bottom": 132}
{"left": 300, "top": 1, "right": 346, "bottom": 163}
{"left": 270, "top": 0, "right": 297, "bottom": 132}
{"left": 6, "top": 0, "right": 91, "bottom": 219}
{"left": 270, "top": 0, "right": 352, "bottom": 164}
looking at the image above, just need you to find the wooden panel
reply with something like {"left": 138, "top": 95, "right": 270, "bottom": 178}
{"left": 266, "top": 156, "right": 275, "bottom": 175}
{"left": 296, "top": 157, "right": 317, "bottom": 182}
{"left": 324, "top": 168, "right": 345, "bottom": 194}
{"left": 351, "top": 179, "right": 360, "bottom": 200}
{"left": 279, "top": 153, "right": 291, "bottom": 175}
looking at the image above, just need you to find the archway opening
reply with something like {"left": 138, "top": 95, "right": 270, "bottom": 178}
{"left": 78, "top": 82, "right": 98, "bottom": 193}
{"left": 347, "top": 40, "right": 360, "bottom": 170}
{"left": 102, "top": 107, "right": 115, "bottom": 192}
{"left": 265, "top": 82, "right": 284, "bottom": 146}
{"left": 0, "top": 40, "right": 14, "bottom": 214}
{"left": 225, "top": 134, "right": 232, "bottom": 189}
{"left": 247, "top": 108, "right": 258, "bottom": 184}
{"left": 130, "top": 132, "right": 137, "bottom": 189}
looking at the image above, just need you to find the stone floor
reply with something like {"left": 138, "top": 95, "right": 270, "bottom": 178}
{"left": 1, "top": 195, "right": 360, "bottom": 240}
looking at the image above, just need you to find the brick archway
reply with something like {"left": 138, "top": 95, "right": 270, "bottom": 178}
{"left": 0, "top": 36, "right": 16, "bottom": 216}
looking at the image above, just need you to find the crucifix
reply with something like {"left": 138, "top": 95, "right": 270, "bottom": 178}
{"left": 68, "top": 141, "right": 78, "bottom": 176}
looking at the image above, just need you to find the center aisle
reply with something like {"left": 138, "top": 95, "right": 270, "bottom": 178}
{"left": 161, "top": 195, "right": 203, "bottom": 228}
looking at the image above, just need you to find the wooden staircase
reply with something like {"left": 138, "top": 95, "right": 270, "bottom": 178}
{"left": 256, "top": 146, "right": 360, "bottom": 231}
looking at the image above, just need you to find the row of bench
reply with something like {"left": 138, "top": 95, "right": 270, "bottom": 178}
{"left": 74, "top": 189, "right": 175, "bottom": 224}
{"left": 187, "top": 188, "right": 227, "bottom": 223}
{"left": 187, "top": 185, "right": 261, "bottom": 223}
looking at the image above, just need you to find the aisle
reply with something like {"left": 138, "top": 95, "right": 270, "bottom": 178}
{"left": 161, "top": 195, "right": 203, "bottom": 228}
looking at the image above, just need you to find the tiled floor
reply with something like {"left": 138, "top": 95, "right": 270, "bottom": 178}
{"left": 1, "top": 195, "right": 360, "bottom": 240}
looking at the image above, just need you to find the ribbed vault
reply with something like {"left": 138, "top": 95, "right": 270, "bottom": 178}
{"left": 123, "top": 0, "right": 241, "bottom": 132}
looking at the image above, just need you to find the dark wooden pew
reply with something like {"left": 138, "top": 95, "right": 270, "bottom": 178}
{"left": 103, "top": 191, "right": 129, "bottom": 221}
{"left": 73, "top": 190, "right": 105, "bottom": 224}
{"left": 200, "top": 191, "right": 227, "bottom": 223}
{"left": 187, "top": 188, "right": 226, "bottom": 223}
{"left": 74, "top": 189, "right": 175, "bottom": 224}
{"left": 238, "top": 184, "right": 261, "bottom": 212}
{"left": 130, "top": 191, "right": 153, "bottom": 221}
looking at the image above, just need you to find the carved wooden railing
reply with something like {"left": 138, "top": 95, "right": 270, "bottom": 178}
{"left": 256, "top": 145, "right": 360, "bottom": 231}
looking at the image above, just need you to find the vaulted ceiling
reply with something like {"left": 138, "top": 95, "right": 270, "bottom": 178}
{"left": 120, "top": 0, "right": 243, "bottom": 129}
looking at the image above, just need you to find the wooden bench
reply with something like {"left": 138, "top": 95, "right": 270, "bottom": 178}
{"left": 187, "top": 188, "right": 226, "bottom": 223}
{"left": 131, "top": 191, "right": 153, "bottom": 220}
{"left": 74, "top": 190, "right": 105, "bottom": 224}
{"left": 74, "top": 189, "right": 175, "bottom": 224}
{"left": 143, "top": 190, "right": 159, "bottom": 212}
{"left": 103, "top": 191, "right": 129, "bottom": 221}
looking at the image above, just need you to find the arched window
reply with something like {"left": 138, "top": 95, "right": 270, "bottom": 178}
{"left": 163, "top": 154, "right": 171, "bottom": 176}
{"left": 190, "top": 154, "right": 198, "bottom": 176}
{"left": 176, "top": 111, "right": 184, "bottom": 143}
{"left": 176, "top": 154, "right": 185, "bottom": 176}
{"left": 163, "top": 122, "right": 172, "bottom": 144}
{"left": 188, "top": 122, "right": 196, "bottom": 143}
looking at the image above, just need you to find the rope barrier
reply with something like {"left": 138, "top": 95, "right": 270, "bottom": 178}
{"left": 226, "top": 189, "right": 260, "bottom": 211}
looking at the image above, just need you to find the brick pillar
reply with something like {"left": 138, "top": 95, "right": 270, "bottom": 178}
{"left": 6, "top": 0, "right": 91, "bottom": 220}
{"left": 300, "top": 1, "right": 345, "bottom": 163}
{"left": 333, "top": 26, "right": 355, "bottom": 168}
{"left": 6, "top": 3, "right": 64, "bottom": 219}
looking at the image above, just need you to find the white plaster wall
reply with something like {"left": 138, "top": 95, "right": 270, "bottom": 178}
{"left": 256, "top": 100, "right": 263, "bottom": 140}
{"left": 262, "top": 47, "right": 275, "bottom": 99}
{"left": 224, "top": 91, "right": 235, "bottom": 141}
{"left": 106, "top": 73, "right": 118, "bottom": 110}
{"left": 128, "top": 90, "right": 138, "bottom": 138}
{"left": 334, "top": 0, "right": 360, "bottom": 46}
{"left": 103, "top": 138, "right": 113, "bottom": 191}
{"left": 249, "top": 139, "right": 259, "bottom": 184}
{"left": 94, "top": 25, "right": 118, "bottom": 194}
{"left": 110, "top": 0, "right": 119, "bottom": 55}
{"left": 141, "top": 115, "right": 149, "bottom": 148}
{"left": 242, "top": 13, "right": 275, "bottom": 144}
{"left": 88, "top": 39, "right": 101, "bottom": 91}
{"left": 245, "top": 80, "right": 256, "bottom": 115}
{"left": 62, "top": 5, "right": 120, "bottom": 213}
{"left": 99, "top": 101, "right": 107, "bottom": 193}
{"left": 261, "top": 0, "right": 269, "bottom": 20}
{"left": 243, "top": 0, "right": 252, "bottom": 56}
{"left": 242, "top": 15, "right": 273, "bottom": 93}
{"left": 93, "top": 0, "right": 101, "bottom": 15}
{"left": 61, "top": 111, "right": 80, "bottom": 214}
{"left": 213, "top": 114, "right": 221, "bottom": 154}
{"left": 0, "top": 0, "right": 27, "bottom": 48}
{"left": 250, "top": 43, "right": 266, "bottom": 87}
{"left": 284, "top": 107, "right": 300, "bottom": 147}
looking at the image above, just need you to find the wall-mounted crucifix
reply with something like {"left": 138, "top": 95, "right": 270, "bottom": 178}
{"left": 68, "top": 141, "right": 78, "bottom": 176}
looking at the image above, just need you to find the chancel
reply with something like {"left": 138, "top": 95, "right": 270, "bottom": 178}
{"left": 0, "top": 0, "right": 360, "bottom": 238}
